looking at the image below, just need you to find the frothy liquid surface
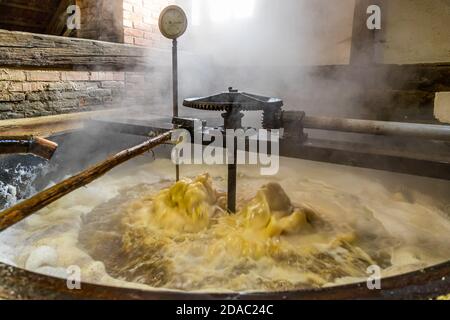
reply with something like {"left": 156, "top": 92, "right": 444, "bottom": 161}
{"left": 1, "top": 158, "right": 449, "bottom": 293}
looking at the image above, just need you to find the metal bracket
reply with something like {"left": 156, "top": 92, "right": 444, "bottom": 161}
{"left": 281, "top": 111, "right": 308, "bottom": 142}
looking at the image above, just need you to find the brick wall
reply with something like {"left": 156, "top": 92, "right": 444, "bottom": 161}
{"left": 0, "top": 69, "right": 126, "bottom": 119}
{"left": 0, "top": 0, "right": 174, "bottom": 120}
{"left": 123, "top": 0, "right": 175, "bottom": 49}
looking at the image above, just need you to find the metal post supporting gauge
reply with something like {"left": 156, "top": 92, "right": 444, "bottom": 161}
{"left": 172, "top": 38, "right": 180, "bottom": 181}
{"left": 172, "top": 39, "right": 179, "bottom": 119}
{"left": 159, "top": 5, "right": 188, "bottom": 181}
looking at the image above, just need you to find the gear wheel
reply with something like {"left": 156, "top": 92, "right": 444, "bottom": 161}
{"left": 183, "top": 87, "right": 283, "bottom": 113}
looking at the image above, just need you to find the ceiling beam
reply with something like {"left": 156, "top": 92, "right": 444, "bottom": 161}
{"left": 46, "top": 0, "right": 75, "bottom": 36}
{"left": 0, "top": 2, "right": 49, "bottom": 13}
{"left": 0, "top": 19, "right": 44, "bottom": 29}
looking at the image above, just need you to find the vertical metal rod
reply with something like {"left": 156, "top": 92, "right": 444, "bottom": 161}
{"left": 172, "top": 39, "right": 178, "bottom": 118}
{"left": 227, "top": 137, "right": 237, "bottom": 213}
{"left": 172, "top": 38, "right": 180, "bottom": 181}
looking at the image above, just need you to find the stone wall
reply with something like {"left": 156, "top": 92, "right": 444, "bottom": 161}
{"left": 0, "top": 0, "right": 176, "bottom": 120}
{"left": 0, "top": 69, "right": 126, "bottom": 119}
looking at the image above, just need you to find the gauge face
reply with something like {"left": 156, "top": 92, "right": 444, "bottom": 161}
{"left": 158, "top": 5, "right": 188, "bottom": 39}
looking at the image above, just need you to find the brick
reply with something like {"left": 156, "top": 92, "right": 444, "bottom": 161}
{"left": 123, "top": 2, "right": 133, "bottom": 12}
{"left": 124, "top": 19, "right": 133, "bottom": 28}
{"left": 24, "top": 82, "right": 46, "bottom": 92}
{"left": 88, "top": 89, "right": 112, "bottom": 97}
{"left": 0, "top": 103, "right": 14, "bottom": 112}
{"left": 143, "top": 16, "right": 157, "bottom": 25}
{"left": 124, "top": 36, "right": 134, "bottom": 44}
{"left": 27, "top": 101, "right": 48, "bottom": 112}
{"left": 143, "top": 32, "right": 154, "bottom": 40}
{"left": 80, "top": 96, "right": 103, "bottom": 106}
{"left": 47, "top": 99, "right": 80, "bottom": 111}
{"left": 123, "top": 10, "right": 132, "bottom": 20}
{"left": 0, "top": 93, "right": 25, "bottom": 102}
{"left": 61, "top": 72, "right": 91, "bottom": 81}
{"left": 90, "top": 72, "right": 115, "bottom": 81}
{"left": 7, "top": 82, "right": 24, "bottom": 92}
{"left": 102, "top": 72, "right": 115, "bottom": 81}
{"left": 26, "top": 71, "right": 61, "bottom": 82}
{"left": 26, "top": 92, "right": 64, "bottom": 102}
{"left": 46, "top": 82, "right": 75, "bottom": 91}
{"left": 0, "top": 69, "right": 26, "bottom": 81}
{"left": 134, "top": 37, "right": 153, "bottom": 46}
{"left": 113, "top": 72, "right": 125, "bottom": 81}
{"left": 124, "top": 27, "right": 144, "bottom": 38}
{"left": 133, "top": 21, "right": 152, "bottom": 31}
{"left": 101, "top": 81, "right": 125, "bottom": 89}
{"left": 89, "top": 72, "right": 100, "bottom": 81}
{"left": 72, "top": 82, "right": 99, "bottom": 91}
{"left": 1, "top": 112, "right": 24, "bottom": 119}
{"left": 0, "top": 81, "right": 10, "bottom": 91}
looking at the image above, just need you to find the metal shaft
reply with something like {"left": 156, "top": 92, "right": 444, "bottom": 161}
{"left": 303, "top": 116, "right": 450, "bottom": 142}
{"left": 172, "top": 38, "right": 180, "bottom": 181}
{"left": 228, "top": 138, "right": 237, "bottom": 213}
{"left": 223, "top": 109, "right": 244, "bottom": 213}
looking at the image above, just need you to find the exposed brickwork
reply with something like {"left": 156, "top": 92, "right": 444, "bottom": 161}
{"left": 0, "top": 1, "right": 174, "bottom": 120}
{"left": 123, "top": 0, "right": 175, "bottom": 49}
{"left": 75, "top": 0, "right": 172, "bottom": 47}
{"left": 0, "top": 69, "right": 127, "bottom": 119}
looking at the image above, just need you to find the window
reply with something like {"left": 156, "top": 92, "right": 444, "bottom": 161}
{"left": 191, "top": 0, "right": 256, "bottom": 26}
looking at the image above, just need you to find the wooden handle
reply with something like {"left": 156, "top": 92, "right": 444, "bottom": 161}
{"left": 29, "top": 137, "right": 58, "bottom": 160}
{"left": 0, "top": 136, "right": 58, "bottom": 160}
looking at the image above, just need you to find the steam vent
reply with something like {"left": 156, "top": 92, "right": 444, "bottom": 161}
{"left": 0, "top": 0, "right": 450, "bottom": 309}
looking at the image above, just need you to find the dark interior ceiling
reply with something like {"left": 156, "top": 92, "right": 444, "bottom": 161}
{"left": 0, "top": 0, "right": 64, "bottom": 34}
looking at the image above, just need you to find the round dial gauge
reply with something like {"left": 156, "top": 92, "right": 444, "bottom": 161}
{"left": 158, "top": 5, "right": 188, "bottom": 39}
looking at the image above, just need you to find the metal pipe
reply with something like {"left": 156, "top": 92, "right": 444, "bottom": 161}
{"left": 0, "top": 136, "right": 58, "bottom": 160}
{"left": 303, "top": 116, "right": 450, "bottom": 142}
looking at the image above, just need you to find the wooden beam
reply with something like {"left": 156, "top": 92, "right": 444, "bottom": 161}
{"left": 0, "top": 3, "right": 49, "bottom": 13}
{"left": 0, "top": 19, "right": 45, "bottom": 29}
{"left": 46, "top": 0, "right": 75, "bottom": 36}
{"left": 0, "top": 29, "right": 165, "bottom": 70}
{"left": 0, "top": 108, "right": 137, "bottom": 137}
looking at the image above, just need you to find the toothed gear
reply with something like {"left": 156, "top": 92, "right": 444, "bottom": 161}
{"left": 262, "top": 107, "right": 283, "bottom": 129}
{"left": 183, "top": 87, "right": 283, "bottom": 114}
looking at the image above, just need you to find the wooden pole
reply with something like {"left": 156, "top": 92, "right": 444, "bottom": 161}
{"left": 0, "top": 131, "right": 172, "bottom": 232}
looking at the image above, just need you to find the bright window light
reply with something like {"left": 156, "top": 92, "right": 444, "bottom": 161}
{"left": 191, "top": 0, "right": 256, "bottom": 25}
{"left": 191, "top": 0, "right": 202, "bottom": 26}
{"left": 232, "top": 0, "right": 256, "bottom": 19}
